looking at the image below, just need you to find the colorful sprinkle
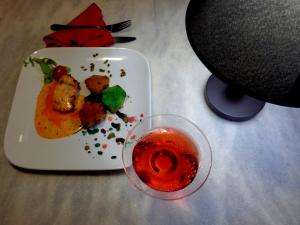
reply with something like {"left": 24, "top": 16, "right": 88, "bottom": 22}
{"left": 116, "top": 138, "right": 125, "bottom": 144}
{"left": 130, "top": 134, "right": 137, "bottom": 140}
{"left": 108, "top": 115, "right": 113, "bottom": 122}
{"left": 111, "top": 156, "right": 117, "bottom": 159}
{"left": 116, "top": 111, "right": 128, "bottom": 123}
{"left": 95, "top": 143, "right": 100, "bottom": 148}
{"left": 127, "top": 116, "right": 137, "bottom": 123}
{"left": 101, "top": 128, "right": 106, "bottom": 134}
{"left": 111, "top": 122, "right": 121, "bottom": 131}
{"left": 86, "top": 128, "right": 99, "bottom": 135}
{"left": 107, "top": 132, "right": 116, "bottom": 139}
{"left": 97, "top": 151, "right": 103, "bottom": 155}
{"left": 102, "top": 144, "right": 108, "bottom": 149}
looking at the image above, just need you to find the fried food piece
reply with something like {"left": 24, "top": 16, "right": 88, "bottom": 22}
{"left": 79, "top": 102, "right": 106, "bottom": 128}
{"left": 85, "top": 75, "right": 109, "bottom": 94}
{"left": 59, "top": 74, "right": 80, "bottom": 90}
{"left": 53, "top": 75, "right": 80, "bottom": 113}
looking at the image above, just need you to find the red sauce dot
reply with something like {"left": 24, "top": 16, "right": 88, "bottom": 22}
{"left": 130, "top": 134, "right": 136, "bottom": 140}
{"left": 127, "top": 116, "right": 137, "bottom": 123}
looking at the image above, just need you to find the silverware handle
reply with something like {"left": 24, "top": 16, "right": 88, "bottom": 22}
{"left": 50, "top": 24, "right": 97, "bottom": 31}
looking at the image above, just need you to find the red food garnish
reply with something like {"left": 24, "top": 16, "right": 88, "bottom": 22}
{"left": 53, "top": 65, "right": 68, "bottom": 81}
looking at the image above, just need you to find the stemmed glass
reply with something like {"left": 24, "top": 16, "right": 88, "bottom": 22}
{"left": 122, "top": 114, "right": 212, "bottom": 200}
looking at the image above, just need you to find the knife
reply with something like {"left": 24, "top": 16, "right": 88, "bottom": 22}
{"left": 113, "top": 36, "right": 136, "bottom": 43}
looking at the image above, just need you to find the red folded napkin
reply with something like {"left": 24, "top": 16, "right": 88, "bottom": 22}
{"left": 43, "top": 3, "right": 114, "bottom": 47}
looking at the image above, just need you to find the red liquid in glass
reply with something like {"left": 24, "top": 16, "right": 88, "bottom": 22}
{"left": 132, "top": 127, "right": 199, "bottom": 192}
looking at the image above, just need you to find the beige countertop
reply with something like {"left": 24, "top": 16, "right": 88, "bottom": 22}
{"left": 1, "top": 1, "right": 300, "bottom": 225}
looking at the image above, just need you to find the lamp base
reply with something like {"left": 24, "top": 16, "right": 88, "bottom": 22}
{"left": 205, "top": 75, "right": 265, "bottom": 121}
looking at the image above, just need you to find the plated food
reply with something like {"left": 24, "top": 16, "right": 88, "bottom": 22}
{"left": 5, "top": 48, "right": 151, "bottom": 170}
{"left": 31, "top": 57, "right": 127, "bottom": 139}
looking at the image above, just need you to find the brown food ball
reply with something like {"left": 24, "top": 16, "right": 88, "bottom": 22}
{"left": 53, "top": 75, "right": 80, "bottom": 113}
{"left": 58, "top": 74, "right": 80, "bottom": 90}
{"left": 85, "top": 75, "right": 109, "bottom": 94}
{"left": 79, "top": 102, "right": 106, "bottom": 128}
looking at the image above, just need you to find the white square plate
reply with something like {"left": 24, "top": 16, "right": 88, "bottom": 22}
{"left": 4, "top": 47, "right": 151, "bottom": 170}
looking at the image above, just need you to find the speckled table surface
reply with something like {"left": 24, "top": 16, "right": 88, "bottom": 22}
{"left": 0, "top": 1, "right": 300, "bottom": 225}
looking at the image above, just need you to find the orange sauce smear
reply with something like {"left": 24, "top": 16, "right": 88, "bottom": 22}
{"left": 35, "top": 81, "right": 84, "bottom": 139}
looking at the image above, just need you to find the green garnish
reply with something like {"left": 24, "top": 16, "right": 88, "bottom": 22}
{"left": 28, "top": 57, "right": 58, "bottom": 84}
{"left": 40, "top": 62, "right": 53, "bottom": 83}
{"left": 23, "top": 60, "right": 29, "bottom": 67}
{"left": 120, "top": 69, "right": 126, "bottom": 77}
{"left": 66, "top": 66, "right": 71, "bottom": 73}
{"left": 90, "top": 63, "right": 95, "bottom": 72}
{"left": 102, "top": 85, "right": 126, "bottom": 113}
{"left": 29, "top": 57, "right": 34, "bottom": 66}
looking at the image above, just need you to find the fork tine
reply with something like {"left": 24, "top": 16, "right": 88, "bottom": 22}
{"left": 122, "top": 21, "right": 131, "bottom": 28}
{"left": 112, "top": 20, "right": 130, "bottom": 28}
{"left": 110, "top": 20, "right": 131, "bottom": 32}
{"left": 118, "top": 22, "right": 131, "bottom": 30}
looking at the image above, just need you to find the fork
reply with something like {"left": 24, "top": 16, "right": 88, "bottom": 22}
{"left": 50, "top": 20, "right": 131, "bottom": 32}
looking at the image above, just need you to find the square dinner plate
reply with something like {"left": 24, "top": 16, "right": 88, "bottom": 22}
{"left": 4, "top": 47, "right": 151, "bottom": 170}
